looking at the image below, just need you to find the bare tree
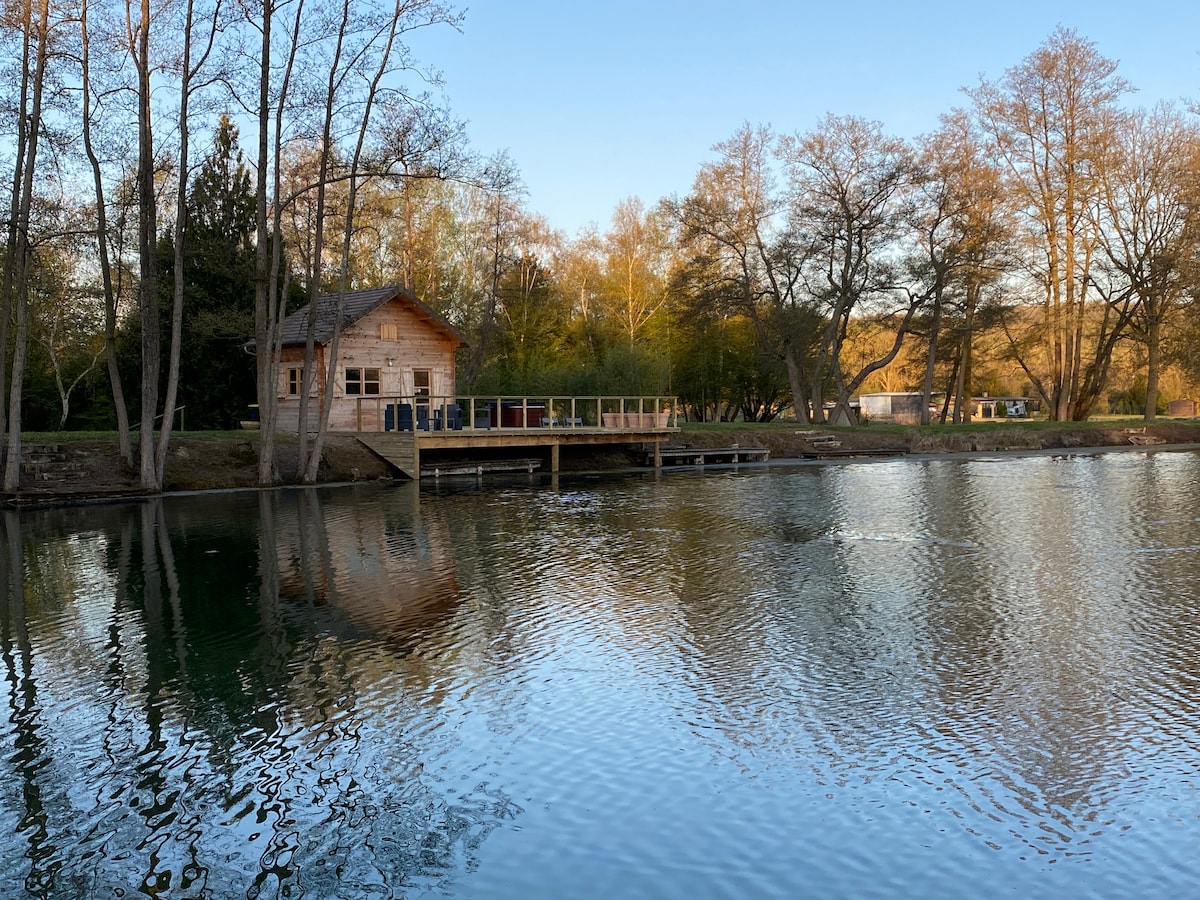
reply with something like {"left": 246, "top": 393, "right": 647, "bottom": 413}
{"left": 912, "top": 111, "right": 1011, "bottom": 423}
{"left": 246, "top": 0, "right": 463, "bottom": 484}
{"left": 80, "top": 0, "right": 134, "bottom": 467}
{"left": 152, "top": 0, "right": 225, "bottom": 487}
{"left": 2, "top": 0, "right": 58, "bottom": 492}
{"left": 127, "top": 0, "right": 163, "bottom": 488}
{"left": 970, "top": 27, "right": 1132, "bottom": 420}
{"left": 781, "top": 114, "right": 924, "bottom": 425}
{"left": 250, "top": 0, "right": 306, "bottom": 485}
{"left": 305, "top": 0, "right": 441, "bottom": 483}
{"left": 1095, "top": 105, "right": 1200, "bottom": 421}
{"left": 673, "top": 124, "right": 814, "bottom": 423}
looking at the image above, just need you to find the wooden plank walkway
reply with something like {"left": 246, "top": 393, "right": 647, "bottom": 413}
{"left": 652, "top": 446, "right": 770, "bottom": 467}
{"left": 422, "top": 458, "right": 541, "bottom": 478}
{"left": 800, "top": 447, "right": 908, "bottom": 459}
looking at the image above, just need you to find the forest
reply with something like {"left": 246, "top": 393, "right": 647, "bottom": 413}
{"left": 3, "top": 2, "right": 1200, "bottom": 490}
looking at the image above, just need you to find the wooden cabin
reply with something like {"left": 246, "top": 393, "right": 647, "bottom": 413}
{"left": 275, "top": 285, "right": 466, "bottom": 433}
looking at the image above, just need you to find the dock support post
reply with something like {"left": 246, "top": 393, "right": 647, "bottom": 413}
{"left": 550, "top": 441, "right": 560, "bottom": 473}
{"left": 412, "top": 435, "right": 420, "bottom": 480}
{"left": 654, "top": 439, "right": 662, "bottom": 468}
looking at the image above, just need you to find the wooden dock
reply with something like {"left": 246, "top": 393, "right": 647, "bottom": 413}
{"left": 422, "top": 458, "right": 541, "bottom": 477}
{"left": 651, "top": 446, "right": 770, "bottom": 467}
{"left": 801, "top": 447, "right": 908, "bottom": 459}
{"left": 358, "top": 425, "right": 677, "bottom": 480}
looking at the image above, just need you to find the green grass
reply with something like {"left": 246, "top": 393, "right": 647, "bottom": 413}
{"left": 678, "top": 416, "right": 1161, "bottom": 437}
{"left": 21, "top": 429, "right": 251, "bottom": 442}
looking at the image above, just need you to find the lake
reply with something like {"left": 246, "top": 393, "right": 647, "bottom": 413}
{"left": 2, "top": 450, "right": 1199, "bottom": 898}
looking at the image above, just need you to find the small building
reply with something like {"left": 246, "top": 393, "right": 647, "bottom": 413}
{"left": 970, "top": 396, "right": 1032, "bottom": 419}
{"left": 857, "top": 392, "right": 927, "bottom": 425}
{"left": 1168, "top": 398, "right": 1196, "bottom": 417}
{"left": 275, "top": 285, "right": 466, "bottom": 432}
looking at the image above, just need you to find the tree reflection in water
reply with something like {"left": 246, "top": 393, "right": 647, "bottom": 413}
{"left": 0, "top": 487, "right": 516, "bottom": 898}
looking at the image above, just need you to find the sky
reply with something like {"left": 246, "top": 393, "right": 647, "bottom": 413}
{"left": 413, "top": 0, "right": 1200, "bottom": 238}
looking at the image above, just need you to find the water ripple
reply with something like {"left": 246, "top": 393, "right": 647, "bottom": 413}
{"left": 3, "top": 461, "right": 1200, "bottom": 897}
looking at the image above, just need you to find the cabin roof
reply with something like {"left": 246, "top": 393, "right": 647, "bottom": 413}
{"left": 279, "top": 285, "right": 466, "bottom": 347}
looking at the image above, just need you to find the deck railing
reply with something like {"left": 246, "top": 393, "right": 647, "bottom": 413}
{"left": 352, "top": 395, "right": 680, "bottom": 433}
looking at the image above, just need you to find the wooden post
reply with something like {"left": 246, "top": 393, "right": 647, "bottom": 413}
{"left": 551, "top": 441, "right": 560, "bottom": 473}
{"left": 654, "top": 438, "right": 661, "bottom": 468}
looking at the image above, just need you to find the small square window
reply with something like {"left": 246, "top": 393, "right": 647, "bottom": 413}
{"left": 379, "top": 323, "right": 398, "bottom": 340}
{"left": 363, "top": 368, "right": 381, "bottom": 395}
{"left": 345, "top": 367, "right": 362, "bottom": 395}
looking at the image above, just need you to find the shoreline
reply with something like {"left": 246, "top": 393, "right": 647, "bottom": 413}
{"left": 5, "top": 424, "right": 1200, "bottom": 509}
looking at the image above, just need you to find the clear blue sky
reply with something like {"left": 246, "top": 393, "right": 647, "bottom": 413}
{"left": 415, "top": 1, "right": 1200, "bottom": 237}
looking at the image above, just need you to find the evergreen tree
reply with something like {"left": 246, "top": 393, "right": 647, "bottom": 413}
{"left": 176, "top": 116, "right": 258, "bottom": 429}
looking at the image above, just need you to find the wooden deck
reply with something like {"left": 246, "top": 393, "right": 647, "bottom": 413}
{"left": 357, "top": 424, "right": 678, "bottom": 480}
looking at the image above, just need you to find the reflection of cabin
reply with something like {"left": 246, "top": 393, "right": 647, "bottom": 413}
{"left": 970, "top": 396, "right": 1033, "bottom": 419}
{"left": 275, "top": 285, "right": 466, "bottom": 433}
{"left": 857, "top": 392, "right": 928, "bottom": 425}
{"left": 271, "top": 492, "right": 461, "bottom": 648}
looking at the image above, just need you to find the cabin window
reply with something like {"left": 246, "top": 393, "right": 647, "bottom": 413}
{"left": 345, "top": 367, "right": 380, "bottom": 396}
{"left": 379, "top": 323, "right": 398, "bottom": 341}
{"left": 287, "top": 367, "right": 302, "bottom": 396}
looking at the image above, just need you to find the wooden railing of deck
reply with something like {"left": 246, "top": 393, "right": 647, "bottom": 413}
{"left": 352, "top": 395, "right": 680, "bottom": 433}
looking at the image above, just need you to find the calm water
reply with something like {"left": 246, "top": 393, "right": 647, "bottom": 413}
{"left": 2, "top": 451, "right": 1200, "bottom": 898}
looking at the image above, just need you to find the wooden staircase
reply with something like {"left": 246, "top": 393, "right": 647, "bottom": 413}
{"left": 356, "top": 434, "right": 417, "bottom": 479}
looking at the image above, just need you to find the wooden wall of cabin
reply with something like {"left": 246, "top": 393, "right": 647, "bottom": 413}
{"left": 274, "top": 298, "right": 460, "bottom": 432}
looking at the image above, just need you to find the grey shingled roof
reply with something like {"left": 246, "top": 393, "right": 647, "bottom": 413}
{"left": 279, "top": 285, "right": 466, "bottom": 347}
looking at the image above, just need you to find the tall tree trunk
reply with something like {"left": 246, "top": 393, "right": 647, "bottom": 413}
{"left": 1144, "top": 314, "right": 1162, "bottom": 422}
{"left": 920, "top": 293, "right": 943, "bottom": 426}
{"left": 304, "top": 0, "right": 406, "bottom": 483}
{"left": 0, "top": 0, "right": 33, "bottom": 448}
{"left": 134, "top": 0, "right": 161, "bottom": 490}
{"left": 82, "top": 0, "right": 133, "bottom": 468}
{"left": 782, "top": 341, "right": 811, "bottom": 425}
{"left": 155, "top": 0, "right": 213, "bottom": 484}
{"left": 253, "top": 0, "right": 303, "bottom": 485}
{"left": 3, "top": 0, "right": 51, "bottom": 493}
{"left": 253, "top": 0, "right": 276, "bottom": 484}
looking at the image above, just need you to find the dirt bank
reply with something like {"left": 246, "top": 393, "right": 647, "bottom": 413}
{"left": 7, "top": 420, "right": 1200, "bottom": 506}
{"left": 8, "top": 434, "right": 393, "bottom": 505}
{"left": 676, "top": 419, "right": 1200, "bottom": 458}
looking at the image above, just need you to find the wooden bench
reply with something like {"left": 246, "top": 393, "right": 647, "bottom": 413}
{"left": 797, "top": 432, "right": 843, "bottom": 450}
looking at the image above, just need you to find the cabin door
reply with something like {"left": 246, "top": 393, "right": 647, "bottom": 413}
{"left": 413, "top": 369, "right": 431, "bottom": 429}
